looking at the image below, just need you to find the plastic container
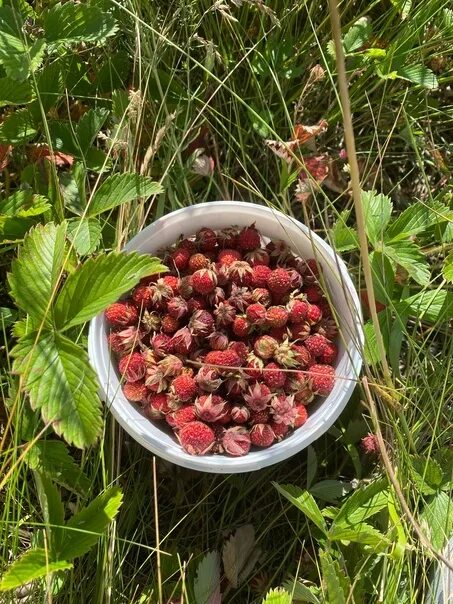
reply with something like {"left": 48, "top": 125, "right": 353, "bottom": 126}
{"left": 88, "top": 201, "right": 363, "bottom": 473}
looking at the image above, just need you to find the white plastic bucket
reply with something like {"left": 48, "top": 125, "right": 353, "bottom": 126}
{"left": 88, "top": 201, "right": 363, "bottom": 473}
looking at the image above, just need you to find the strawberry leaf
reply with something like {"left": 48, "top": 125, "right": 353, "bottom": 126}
{"left": 0, "top": 549, "right": 72, "bottom": 592}
{"left": 86, "top": 173, "right": 163, "bottom": 216}
{"left": 193, "top": 551, "right": 221, "bottom": 604}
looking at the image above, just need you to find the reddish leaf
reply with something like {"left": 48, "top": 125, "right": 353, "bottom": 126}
{"left": 0, "top": 144, "right": 12, "bottom": 170}
{"left": 29, "top": 145, "right": 74, "bottom": 167}
{"left": 265, "top": 119, "right": 328, "bottom": 163}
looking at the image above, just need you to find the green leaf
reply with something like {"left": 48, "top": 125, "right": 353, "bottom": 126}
{"left": 261, "top": 588, "right": 292, "bottom": 604}
{"left": 43, "top": 2, "right": 118, "bottom": 44}
{"left": 370, "top": 251, "right": 394, "bottom": 304}
{"left": 386, "top": 201, "right": 450, "bottom": 242}
{"left": 319, "top": 550, "right": 347, "bottom": 604}
{"left": 442, "top": 250, "right": 453, "bottom": 283}
{"left": 58, "top": 487, "right": 123, "bottom": 560}
{"left": 273, "top": 483, "right": 327, "bottom": 534}
{"left": 411, "top": 456, "right": 443, "bottom": 495}
{"left": 343, "top": 17, "right": 372, "bottom": 53}
{"left": 12, "top": 330, "right": 102, "bottom": 448}
{"left": 394, "top": 289, "right": 453, "bottom": 323}
{"left": 75, "top": 108, "right": 109, "bottom": 154}
{"left": 420, "top": 491, "right": 453, "bottom": 551}
{"left": 0, "top": 549, "right": 72, "bottom": 592}
{"left": 222, "top": 524, "right": 257, "bottom": 588}
{"left": 25, "top": 440, "right": 91, "bottom": 497}
{"left": 309, "top": 480, "right": 353, "bottom": 503}
{"left": 54, "top": 252, "right": 165, "bottom": 330}
{"left": 0, "top": 76, "right": 32, "bottom": 107}
{"left": 282, "top": 579, "right": 320, "bottom": 603}
{"left": 87, "top": 173, "right": 163, "bottom": 216}
{"left": 361, "top": 190, "right": 392, "bottom": 246}
{"left": 383, "top": 240, "right": 430, "bottom": 285}
{"left": 363, "top": 321, "right": 380, "bottom": 366}
{"left": 193, "top": 551, "right": 221, "bottom": 604}
{"left": 60, "top": 167, "right": 86, "bottom": 215}
{"left": 33, "top": 470, "right": 64, "bottom": 550}
{"left": 330, "top": 210, "right": 358, "bottom": 252}
{"left": 398, "top": 64, "right": 438, "bottom": 89}
{"left": 66, "top": 217, "right": 102, "bottom": 256}
{"left": 335, "top": 480, "right": 389, "bottom": 526}
{"left": 0, "top": 306, "right": 17, "bottom": 327}
{"left": 0, "top": 108, "right": 37, "bottom": 143}
{"left": 8, "top": 222, "right": 66, "bottom": 325}
{"left": 0, "top": 191, "right": 49, "bottom": 217}
{"left": 329, "top": 522, "right": 389, "bottom": 547}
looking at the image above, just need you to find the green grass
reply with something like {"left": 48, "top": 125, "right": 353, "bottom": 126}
{"left": 0, "top": 0, "right": 452, "bottom": 602}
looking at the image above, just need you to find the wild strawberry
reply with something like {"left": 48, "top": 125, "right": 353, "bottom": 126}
{"left": 158, "top": 355, "right": 183, "bottom": 377}
{"left": 291, "top": 344, "right": 312, "bottom": 367}
{"left": 254, "top": 335, "right": 278, "bottom": 359}
{"left": 218, "top": 248, "right": 242, "bottom": 266}
{"left": 246, "top": 303, "right": 267, "bottom": 325}
{"left": 244, "top": 382, "right": 272, "bottom": 411}
{"left": 303, "top": 258, "right": 320, "bottom": 282}
{"left": 206, "top": 287, "right": 226, "bottom": 306}
{"left": 228, "top": 261, "right": 253, "bottom": 286}
{"left": 178, "top": 421, "right": 215, "bottom": 455}
{"left": 228, "top": 341, "right": 249, "bottom": 362}
{"left": 222, "top": 426, "right": 251, "bottom": 456}
{"left": 179, "top": 275, "right": 193, "bottom": 299}
{"left": 170, "top": 327, "right": 193, "bottom": 355}
{"left": 166, "top": 405, "right": 197, "bottom": 429}
{"left": 250, "top": 424, "right": 274, "bottom": 447}
{"left": 145, "top": 365, "right": 169, "bottom": 393}
{"left": 245, "top": 355, "right": 264, "bottom": 379}
{"left": 118, "top": 352, "right": 146, "bottom": 382}
{"left": 196, "top": 227, "right": 217, "bottom": 251}
{"left": 167, "top": 296, "right": 189, "bottom": 319}
{"left": 267, "top": 268, "right": 292, "bottom": 295}
{"left": 192, "top": 268, "right": 217, "bottom": 294}
{"left": 214, "top": 262, "right": 229, "bottom": 286}
{"left": 308, "top": 364, "right": 335, "bottom": 395}
{"left": 195, "top": 367, "right": 222, "bottom": 392}
{"left": 171, "top": 374, "right": 197, "bottom": 402}
{"left": 305, "top": 284, "right": 323, "bottom": 303}
{"left": 288, "top": 299, "right": 309, "bottom": 323}
{"left": 271, "top": 394, "right": 297, "bottom": 426}
{"left": 269, "top": 326, "right": 289, "bottom": 341}
{"left": 248, "top": 408, "right": 271, "bottom": 425}
{"left": 170, "top": 246, "right": 190, "bottom": 271}
{"left": 228, "top": 285, "right": 253, "bottom": 311}
{"left": 108, "top": 327, "right": 141, "bottom": 355}
{"left": 224, "top": 372, "right": 249, "bottom": 397}
{"left": 266, "top": 239, "right": 293, "bottom": 264}
{"left": 233, "top": 316, "right": 251, "bottom": 337}
{"left": 231, "top": 406, "right": 250, "bottom": 424}
{"left": 245, "top": 248, "right": 270, "bottom": 267}
{"left": 141, "top": 310, "right": 161, "bottom": 332}
{"left": 187, "top": 295, "right": 207, "bottom": 313}
{"left": 141, "top": 347, "right": 157, "bottom": 367}
{"left": 287, "top": 269, "right": 303, "bottom": 289}
{"left": 178, "top": 238, "right": 197, "bottom": 254}
{"left": 105, "top": 302, "right": 138, "bottom": 327}
{"left": 195, "top": 394, "right": 229, "bottom": 423}
{"left": 270, "top": 421, "right": 289, "bottom": 441}
{"left": 189, "top": 310, "right": 215, "bottom": 336}
{"left": 162, "top": 275, "right": 180, "bottom": 294}
{"left": 146, "top": 392, "right": 171, "bottom": 418}
{"left": 314, "top": 316, "right": 338, "bottom": 340}
{"left": 294, "top": 385, "right": 315, "bottom": 405}
{"left": 205, "top": 349, "right": 242, "bottom": 368}
{"left": 251, "top": 265, "right": 272, "bottom": 288}
{"left": 266, "top": 306, "right": 288, "bottom": 328}
{"left": 214, "top": 301, "right": 236, "bottom": 327}
{"left": 123, "top": 381, "right": 148, "bottom": 402}
{"left": 304, "top": 334, "right": 328, "bottom": 357}
{"left": 132, "top": 285, "right": 153, "bottom": 309}
{"left": 361, "top": 433, "right": 380, "bottom": 455}
{"left": 263, "top": 362, "right": 286, "bottom": 389}
{"left": 237, "top": 223, "right": 261, "bottom": 251}
{"left": 188, "top": 253, "right": 210, "bottom": 272}
{"left": 291, "top": 321, "right": 311, "bottom": 340}
{"left": 251, "top": 288, "right": 272, "bottom": 307}
{"left": 273, "top": 339, "right": 299, "bottom": 368}
{"left": 217, "top": 226, "right": 239, "bottom": 249}
{"left": 150, "top": 279, "right": 173, "bottom": 306}
{"left": 319, "top": 341, "right": 338, "bottom": 364}
{"left": 293, "top": 404, "right": 308, "bottom": 428}
{"left": 161, "top": 314, "right": 180, "bottom": 334}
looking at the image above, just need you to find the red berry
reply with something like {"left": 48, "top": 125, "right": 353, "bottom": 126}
{"left": 228, "top": 341, "right": 249, "bottom": 362}
{"left": 361, "top": 433, "right": 380, "bottom": 455}
{"left": 231, "top": 406, "right": 250, "bottom": 424}
{"left": 246, "top": 303, "right": 267, "bottom": 325}
{"left": 248, "top": 408, "right": 271, "bottom": 425}
{"left": 251, "top": 288, "right": 272, "bottom": 307}
{"left": 291, "top": 344, "right": 312, "bottom": 367}
{"left": 166, "top": 405, "right": 197, "bottom": 429}
{"left": 304, "top": 334, "right": 328, "bottom": 357}
{"left": 245, "top": 356, "right": 264, "bottom": 379}
{"left": 171, "top": 247, "right": 190, "bottom": 271}
{"left": 245, "top": 248, "right": 270, "bottom": 267}
{"left": 237, "top": 223, "right": 261, "bottom": 251}
{"left": 146, "top": 392, "right": 171, "bottom": 418}
{"left": 266, "top": 306, "right": 288, "bottom": 328}
{"left": 178, "top": 238, "right": 197, "bottom": 254}
{"left": 189, "top": 310, "right": 215, "bottom": 336}
{"left": 306, "top": 304, "right": 322, "bottom": 325}
{"left": 205, "top": 349, "right": 242, "bottom": 368}
{"left": 172, "top": 375, "right": 197, "bottom": 402}
{"left": 269, "top": 326, "right": 289, "bottom": 341}
{"left": 105, "top": 302, "right": 138, "bottom": 327}
{"left": 263, "top": 362, "right": 286, "bottom": 389}
{"left": 218, "top": 248, "right": 242, "bottom": 266}
{"left": 250, "top": 424, "right": 274, "bottom": 447}
{"left": 254, "top": 335, "right": 278, "bottom": 359}
{"left": 270, "top": 421, "right": 289, "bottom": 441}
{"left": 151, "top": 333, "right": 173, "bottom": 357}
{"left": 132, "top": 285, "right": 153, "bottom": 308}
{"left": 188, "top": 253, "right": 210, "bottom": 272}
{"left": 251, "top": 265, "right": 272, "bottom": 288}
{"left": 227, "top": 261, "right": 253, "bottom": 286}
{"left": 319, "top": 341, "right": 338, "bottom": 365}
{"left": 192, "top": 268, "right": 217, "bottom": 294}
{"left": 232, "top": 316, "right": 251, "bottom": 337}
{"left": 288, "top": 299, "right": 309, "bottom": 323}
{"left": 196, "top": 227, "right": 217, "bottom": 251}
{"left": 195, "top": 394, "right": 229, "bottom": 423}
{"left": 170, "top": 327, "right": 193, "bottom": 355}
{"left": 161, "top": 314, "right": 180, "bottom": 334}
{"left": 293, "top": 404, "right": 308, "bottom": 428}
{"left": 122, "top": 381, "right": 148, "bottom": 402}
{"left": 222, "top": 426, "right": 251, "bottom": 456}
{"left": 108, "top": 327, "right": 141, "bottom": 355}
{"left": 308, "top": 364, "right": 335, "bottom": 395}
{"left": 187, "top": 295, "right": 208, "bottom": 313}
{"left": 267, "top": 268, "right": 292, "bottom": 295}
{"left": 291, "top": 322, "right": 311, "bottom": 340}
{"left": 118, "top": 352, "right": 146, "bottom": 382}
{"left": 167, "top": 296, "right": 189, "bottom": 319}
{"left": 162, "top": 275, "right": 180, "bottom": 294}
{"left": 178, "top": 421, "right": 215, "bottom": 455}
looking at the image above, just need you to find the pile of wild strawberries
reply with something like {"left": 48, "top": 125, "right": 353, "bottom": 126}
{"left": 105, "top": 224, "right": 338, "bottom": 457}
